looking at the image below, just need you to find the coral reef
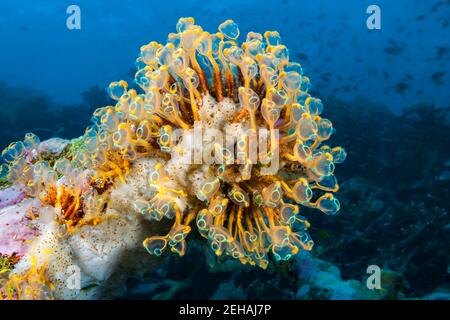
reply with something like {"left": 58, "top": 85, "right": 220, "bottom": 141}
{"left": 308, "top": 100, "right": 450, "bottom": 298}
{"left": 0, "top": 156, "right": 169, "bottom": 299}
{"left": 0, "top": 18, "right": 346, "bottom": 299}
{"left": 124, "top": 244, "right": 385, "bottom": 300}
{"left": 120, "top": 99, "right": 449, "bottom": 300}
{"left": 101, "top": 17, "right": 346, "bottom": 267}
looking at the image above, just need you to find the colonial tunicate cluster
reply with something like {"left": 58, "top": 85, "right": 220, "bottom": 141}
{"left": 1, "top": 17, "right": 346, "bottom": 271}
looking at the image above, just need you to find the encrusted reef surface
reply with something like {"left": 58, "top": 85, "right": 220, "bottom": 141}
{"left": 0, "top": 138, "right": 168, "bottom": 299}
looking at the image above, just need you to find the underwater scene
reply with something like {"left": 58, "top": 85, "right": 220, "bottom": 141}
{"left": 0, "top": 0, "right": 449, "bottom": 302}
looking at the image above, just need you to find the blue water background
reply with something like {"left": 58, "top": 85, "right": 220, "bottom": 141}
{"left": 1, "top": 0, "right": 448, "bottom": 113}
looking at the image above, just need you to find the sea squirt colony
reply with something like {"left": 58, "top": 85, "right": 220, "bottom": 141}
{"left": 0, "top": 17, "right": 346, "bottom": 271}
